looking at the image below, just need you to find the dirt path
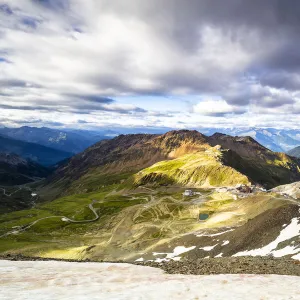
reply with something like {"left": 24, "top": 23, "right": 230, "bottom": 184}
{"left": 0, "top": 202, "right": 100, "bottom": 238}
{"left": 0, "top": 187, "right": 22, "bottom": 197}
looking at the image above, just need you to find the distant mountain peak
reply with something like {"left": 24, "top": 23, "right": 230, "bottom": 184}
{"left": 288, "top": 146, "right": 300, "bottom": 158}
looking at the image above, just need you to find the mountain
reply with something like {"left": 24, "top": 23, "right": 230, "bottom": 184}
{"left": 200, "top": 127, "right": 300, "bottom": 152}
{"left": 43, "top": 130, "right": 300, "bottom": 198}
{"left": 0, "top": 153, "right": 51, "bottom": 213}
{"left": 134, "top": 147, "right": 250, "bottom": 188}
{"left": 0, "top": 153, "right": 50, "bottom": 186}
{"left": 2, "top": 125, "right": 299, "bottom": 154}
{"left": 0, "top": 135, "right": 73, "bottom": 166}
{"left": 288, "top": 146, "right": 300, "bottom": 158}
{"left": 0, "top": 130, "right": 300, "bottom": 262}
{"left": 0, "top": 126, "right": 109, "bottom": 154}
{"left": 208, "top": 133, "right": 300, "bottom": 188}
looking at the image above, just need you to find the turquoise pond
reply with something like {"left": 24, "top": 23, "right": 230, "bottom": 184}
{"left": 199, "top": 213, "right": 209, "bottom": 220}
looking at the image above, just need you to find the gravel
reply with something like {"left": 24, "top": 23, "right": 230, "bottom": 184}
{"left": 140, "top": 256, "right": 300, "bottom": 276}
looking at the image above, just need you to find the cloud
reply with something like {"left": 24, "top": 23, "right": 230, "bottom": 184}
{"left": 224, "top": 83, "right": 296, "bottom": 108}
{"left": 193, "top": 99, "right": 247, "bottom": 116}
{"left": 0, "top": 0, "right": 300, "bottom": 129}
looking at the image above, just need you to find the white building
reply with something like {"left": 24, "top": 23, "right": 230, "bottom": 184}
{"left": 183, "top": 190, "right": 194, "bottom": 196}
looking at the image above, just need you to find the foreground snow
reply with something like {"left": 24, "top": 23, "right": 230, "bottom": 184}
{"left": 1, "top": 260, "right": 300, "bottom": 300}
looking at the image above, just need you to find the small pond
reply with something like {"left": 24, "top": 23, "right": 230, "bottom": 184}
{"left": 199, "top": 213, "right": 209, "bottom": 221}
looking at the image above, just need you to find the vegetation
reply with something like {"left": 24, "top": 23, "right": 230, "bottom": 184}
{"left": 134, "top": 150, "right": 250, "bottom": 188}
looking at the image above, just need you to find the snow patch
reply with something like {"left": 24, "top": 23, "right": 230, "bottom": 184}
{"left": 135, "top": 258, "right": 144, "bottom": 262}
{"left": 262, "top": 130, "right": 272, "bottom": 137}
{"left": 271, "top": 246, "right": 300, "bottom": 258}
{"left": 199, "top": 244, "right": 218, "bottom": 251}
{"left": 292, "top": 252, "right": 300, "bottom": 260}
{"left": 153, "top": 246, "right": 196, "bottom": 262}
{"left": 233, "top": 217, "right": 300, "bottom": 258}
{"left": 222, "top": 240, "right": 230, "bottom": 246}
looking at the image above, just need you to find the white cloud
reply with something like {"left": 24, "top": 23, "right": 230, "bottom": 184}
{"left": 193, "top": 99, "right": 246, "bottom": 116}
{"left": 0, "top": 0, "right": 299, "bottom": 129}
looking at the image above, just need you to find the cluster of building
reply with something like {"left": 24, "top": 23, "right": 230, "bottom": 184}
{"left": 183, "top": 184, "right": 267, "bottom": 198}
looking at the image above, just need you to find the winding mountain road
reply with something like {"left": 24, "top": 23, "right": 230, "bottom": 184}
{"left": 0, "top": 202, "right": 100, "bottom": 238}
{"left": 0, "top": 187, "right": 22, "bottom": 197}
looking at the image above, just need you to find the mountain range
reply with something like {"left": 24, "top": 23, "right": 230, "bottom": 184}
{"left": 0, "top": 126, "right": 110, "bottom": 154}
{"left": 288, "top": 146, "right": 300, "bottom": 158}
{"left": 44, "top": 130, "right": 300, "bottom": 199}
{"left": 0, "top": 135, "right": 72, "bottom": 166}
{"left": 1, "top": 126, "right": 299, "bottom": 155}
{"left": 0, "top": 129, "right": 299, "bottom": 263}
{"left": 200, "top": 127, "right": 300, "bottom": 152}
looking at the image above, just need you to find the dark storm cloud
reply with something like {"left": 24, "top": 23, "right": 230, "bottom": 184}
{"left": 256, "top": 94, "right": 295, "bottom": 108}
{"left": 224, "top": 85, "right": 296, "bottom": 108}
{"left": 2, "top": 0, "right": 300, "bottom": 126}
{"left": 260, "top": 72, "right": 300, "bottom": 91}
{"left": 100, "top": 0, "right": 300, "bottom": 51}
{"left": 92, "top": 0, "right": 300, "bottom": 96}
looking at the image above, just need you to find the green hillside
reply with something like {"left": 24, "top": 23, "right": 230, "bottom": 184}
{"left": 134, "top": 147, "right": 250, "bottom": 187}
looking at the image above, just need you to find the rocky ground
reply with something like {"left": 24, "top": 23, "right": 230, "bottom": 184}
{"left": 1, "top": 254, "right": 300, "bottom": 276}
{"left": 141, "top": 257, "right": 300, "bottom": 276}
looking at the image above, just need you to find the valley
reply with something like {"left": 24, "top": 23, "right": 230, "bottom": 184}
{"left": 0, "top": 130, "right": 299, "bottom": 265}
{"left": 0, "top": 181, "right": 299, "bottom": 262}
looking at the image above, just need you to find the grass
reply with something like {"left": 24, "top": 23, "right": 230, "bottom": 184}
{"left": 0, "top": 184, "right": 150, "bottom": 256}
{"left": 134, "top": 151, "right": 250, "bottom": 188}
{"left": 66, "top": 170, "right": 135, "bottom": 194}
{"left": 0, "top": 179, "right": 292, "bottom": 261}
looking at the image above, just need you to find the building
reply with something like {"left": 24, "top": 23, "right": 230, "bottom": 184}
{"left": 183, "top": 189, "right": 194, "bottom": 196}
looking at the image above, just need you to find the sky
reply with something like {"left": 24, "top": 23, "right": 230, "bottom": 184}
{"left": 0, "top": 0, "right": 300, "bottom": 130}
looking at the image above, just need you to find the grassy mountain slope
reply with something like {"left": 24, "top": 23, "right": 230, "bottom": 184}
{"left": 1, "top": 183, "right": 299, "bottom": 261}
{"left": 0, "top": 135, "right": 72, "bottom": 166}
{"left": 43, "top": 130, "right": 300, "bottom": 199}
{"left": 43, "top": 130, "right": 210, "bottom": 197}
{"left": 288, "top": 146, "right": 300, "bottom": 158}
{"left": 134, "top": 146, "right": 250, "bottom": 187}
